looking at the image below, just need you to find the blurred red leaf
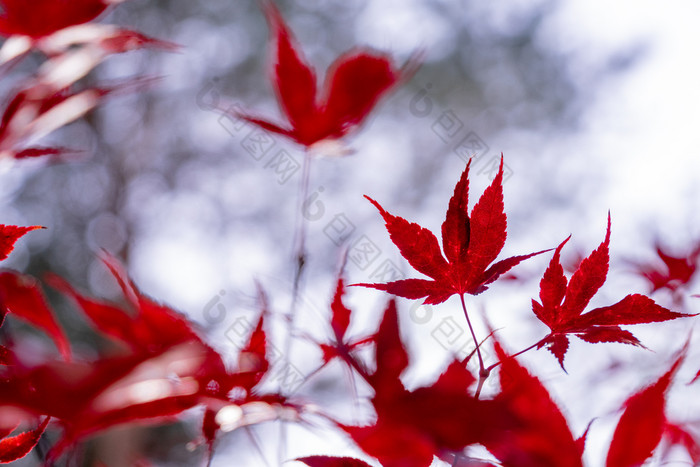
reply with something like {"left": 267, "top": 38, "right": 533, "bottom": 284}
{"left": 629, "top": 239, "right": 700, "bottom": 299}
{"left": 355, "top": 156, "right": 546, "bottom": 304}
{"left": 235, "top": 0, "right": 415, "bottom": 149}
{"left": 605, "top": 344, "right": 687, "bottom": 467}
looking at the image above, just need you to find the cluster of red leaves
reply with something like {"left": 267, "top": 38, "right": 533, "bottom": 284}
{"left": 0, "top": 0, "right": 177, "bottom": 161}
{"left": 298, "top": 274, "right": 700, "bottom": 466}
{"left": 1, "top": 247, "right": 298, "bottom": 463}
{"left": 0, "top": 225, "right": 54, "bottom": 463}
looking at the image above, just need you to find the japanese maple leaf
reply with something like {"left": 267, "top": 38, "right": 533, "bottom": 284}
{"left": 0, "top": 0, "right": 120, "bottom": 39}
{"left": 355, "top": 156, "right": 546, "bottom": 305}
{"left": 483, "top": 340, "right": 585, "bottom": 467}
{"left": 236, "top": 0, "right": 415, "bottom": 150}
{"left": 531, "top": 214, "right": 693, "bottom": 369}
{"left": 0, "top": 224, "right": 42, "bottom": 261}
{"left": 342, "top": 301, "right": 506, "bottom": 467}
{"left": 605, "top": 344, "right": 686, "bottom": 467}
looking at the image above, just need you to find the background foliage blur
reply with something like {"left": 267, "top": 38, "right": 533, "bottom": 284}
{"left": 3, "top": 0, "right": 700, "bottom": 465}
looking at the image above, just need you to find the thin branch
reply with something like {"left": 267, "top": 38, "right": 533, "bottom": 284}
{"left": 459, "top": 294, "right": 485, "bottom": 374}
{"left": 486, "top": 336, "right": 547, "bottom": 373}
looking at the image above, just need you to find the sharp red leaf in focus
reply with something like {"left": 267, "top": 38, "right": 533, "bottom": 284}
{"left": 355, "top": 156, "right": 547, "bottom": 304}
{"left": 531, "top": 214, "right": 693, "bottom": 369}
{"left": 629, "top": 239, "right": 700, "bottom": 301}
{"left": 235, "top": 0, "right": 415, "bottom": 150}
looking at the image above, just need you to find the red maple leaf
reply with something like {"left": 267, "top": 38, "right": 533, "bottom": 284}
{"left": 235, "top": 0, "right": 415, "bottom": 149}
{"left": 605, "top": 344, "right": 687, "bottom": 467}
{"left": 341, "top": 301, "right": 505, "bottom": 467}
{"left": 482, "top": 340, "right": 585, "bottom": 467}
{"left": 630, "top": 239, "right": 700, "bottom": 299}
{"left": 318, "top": 274, "right": 374, "bottom": 366}
{"left": 355, "top": 156, "right": 546, "bottom": 304}
{"left": 0, "top": 0, "right": 115, "bottom": 39}
{"left": 531, "top": 214, "right": 693, "bottom": 369}
{"left": 0, "top": 224, "right": 42, "bottom": 261}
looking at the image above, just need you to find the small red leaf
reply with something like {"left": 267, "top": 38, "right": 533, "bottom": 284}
{"left": 531, "top": 215, "right": 693, "bottom": 368}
